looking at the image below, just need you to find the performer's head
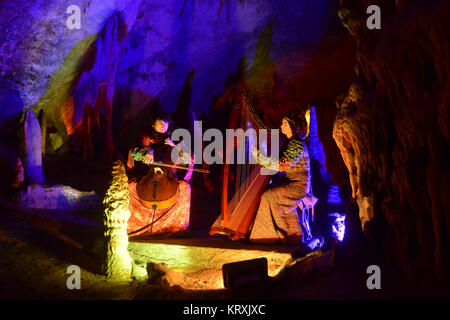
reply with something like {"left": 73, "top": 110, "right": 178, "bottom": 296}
{"left": 151, "top": 109, "right": 171, "bottom": 134}
{"left": 281, "top": 109, "right": 307, "bottom": 140}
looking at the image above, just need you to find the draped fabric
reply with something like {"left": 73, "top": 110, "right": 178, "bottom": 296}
{"left": 249, "top": 137, "right": 310, "bottom": 244}
{"left": 127, "top": 180, "right": 190, "bottom": 237}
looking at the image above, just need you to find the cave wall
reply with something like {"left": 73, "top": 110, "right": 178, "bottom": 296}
{"left": 1, "top": 0, "right": 355, "bottom": 165}
{"left": 1, "top": 0, "right": 448, "bottom": 290}
{"left": 112, "top": 0, "right": 346, "bottom": 150}
{"left": 334, "top": 0, "right": 450, "bottom": 282}
{"left": 115, "top": 0, "right": 331, "bottom": 118}
{"left": 0, "top": 0, "right": 141, "bottom": 138}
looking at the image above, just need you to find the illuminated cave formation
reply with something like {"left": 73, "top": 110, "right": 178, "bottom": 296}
{"left": 0, "top": 0, "right": 448, "bottom": 299}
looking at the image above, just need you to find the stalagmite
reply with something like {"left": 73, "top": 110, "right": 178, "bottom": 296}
{"left": 101, "top": 160, "right": 132, "bottom": 280}
{"left": 307, "top": 105, "right": 327, "bottom": 180}
{"left": 18, "top": 108, "right": 44, "bottom": 184}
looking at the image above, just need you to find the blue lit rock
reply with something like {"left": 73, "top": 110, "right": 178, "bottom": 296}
{"left": 23, "top": 184, "right": 98, "bottom": 211}
{"left": 18, "top": 108, "right": 44, "bottom": 184}
{"left": 308, "top": 106, "right": 327, "bottom": 180}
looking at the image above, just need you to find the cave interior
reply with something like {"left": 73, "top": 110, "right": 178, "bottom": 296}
{"left": 0, "top": 0, "right": 449, "bottom": 300}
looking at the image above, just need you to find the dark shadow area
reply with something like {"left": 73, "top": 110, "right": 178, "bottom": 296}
{"left": 0, "top": 199, "right": 103, "bottom": 275}
{"left": 173, "top": 68, "right": 195, "bottom": 131}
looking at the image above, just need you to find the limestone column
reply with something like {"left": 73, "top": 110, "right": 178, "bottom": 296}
{"left": 102, "top": 160, "right": 132, "bottom": 280}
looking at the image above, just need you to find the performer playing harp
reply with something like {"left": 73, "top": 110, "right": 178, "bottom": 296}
{"left": 209, "top": 85, "right": 311, "bottom": 245}
{"left": 249, "top": 110, "right": 311, "bottom": 245}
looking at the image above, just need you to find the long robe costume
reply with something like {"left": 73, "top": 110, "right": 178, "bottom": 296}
{"left": 249, "top": 136, "right": 311, "bottom": 244}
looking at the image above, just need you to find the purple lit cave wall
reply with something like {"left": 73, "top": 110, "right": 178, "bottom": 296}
{"left": 0, "top": 1, "right": 349, "bottom": 144}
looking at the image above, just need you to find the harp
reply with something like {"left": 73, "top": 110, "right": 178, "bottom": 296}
{"left": 209, "top": 85, "right": 282, "bottom": 240}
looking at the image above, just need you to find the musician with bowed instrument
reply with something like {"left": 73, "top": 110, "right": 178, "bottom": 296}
{"left": 125, "top": 111, "right": 205, "bottom": 238}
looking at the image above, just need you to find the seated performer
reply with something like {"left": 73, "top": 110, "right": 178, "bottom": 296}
{"left": 126, "top": 112, "right": 193, "bottom": 238}
{"left": 249, "top": 110, "right": 311, "bottom": 245}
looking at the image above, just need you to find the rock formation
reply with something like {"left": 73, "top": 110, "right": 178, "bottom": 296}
{"left": 102, "top": 160, "right": 132, "bottom": 280}
{"left": 334, "top": 0, "right": 450, "bottom": 281}
{"left": 21, "top": 184, "right": 98, "bottom": 211}
{"left": 11, "top": 158, "right": 24, "bottom": 189}
{"left": 307, "top": 106, "right": 327, "bottom": 181}
{"left": 64, "top": 12, "right": 121, "bottom": 162}
{"left": 18, "top": 108, "right": 44, "bottom": 184}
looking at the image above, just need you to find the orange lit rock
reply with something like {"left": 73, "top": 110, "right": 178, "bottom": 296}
{"left": 334, "top": 0, "right": 450, "bottom": 281}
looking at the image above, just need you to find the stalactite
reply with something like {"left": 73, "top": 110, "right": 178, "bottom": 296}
{"left": 69, "top": 12, "right": 120, "bottom": 162}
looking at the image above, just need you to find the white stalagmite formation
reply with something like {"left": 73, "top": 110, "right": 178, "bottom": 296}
{"left": 18, "top": 108, "right": 44, "bottom": 184}
{"left": 102, "top": 160, "right": 132, "bottom": 280}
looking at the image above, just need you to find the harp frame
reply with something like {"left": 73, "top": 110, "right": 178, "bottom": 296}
{"left": 209, "top": 85, "right": 280, "bottom": 240}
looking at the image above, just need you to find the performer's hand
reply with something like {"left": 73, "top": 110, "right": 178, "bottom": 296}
{"left": 165, "top": 138, "right": 175, "bottom": 147}
{"left": 127, "top": 150, "right": 135, "bottom": 169}
{"left": 143, "top": 150, "right": 154, "bottom": 164}
{"left": 250, "top": 145, "right": 259, "bottom": 159}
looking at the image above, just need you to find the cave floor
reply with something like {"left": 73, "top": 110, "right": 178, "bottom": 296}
{"left": 0, "top": 196, "right": 311, "bottom": 299}
{"left": 0, "top": 197, "right": 438, "bottom": 300}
